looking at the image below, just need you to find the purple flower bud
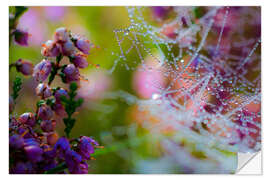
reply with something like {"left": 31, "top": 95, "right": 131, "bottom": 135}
{"left": 13, "top": 29, "right": 29, "bottom": 46}
{"left": 78, "top": 136, "right": 96, "bottom": 160}
{"left": 18, "top": 127, "right": 34, "bottom": 139}
{"left": 36, "top": 83, "right": 52, "bottom": 98}
{"left": 9, "top": 134, "right": 24, "bottom": 149}
{"left": 54, "top": 137, "right": 70, "bottom": 152}
{"left": 62, "top": 64, "right": 80, "bottom": 83}
{"left": 15, "top": 59, "right": 33, "bottom": 76}
{"left": 71, "top": 53, "right": 88, "bottom": 69}
{"left": 40, "top": 119, "right": 56, "bottom": 132}
{"left": 24, "top": 145, "right": 43, "bottom": 163}
{"left": 52, "top": 102, "right": 67, "bottom": 116}
{"left": 75, "top": 37, "right": 90, "bottom": 55}
{"left": 33, "top": 59, "right": 52, "bottom": 82}
{"left": 54, "top": 88, "right": 68, "bottom": 102}
{"left": 65, "top": 150, "right": 82, "bottom": 173}
{"left": 61, "top": 40, "right": 76, "bottom": 56}
{"left": 37, "top": 105, "right": 53, "bottom": 120}
{"left": 41, "top": 40, "right": 60, "bottom": 57}
{"left": 54, "top": 27, "right": 69, "bottom": 43}
{"left": 19, "top": 112, "right": 36, "bottom": 127}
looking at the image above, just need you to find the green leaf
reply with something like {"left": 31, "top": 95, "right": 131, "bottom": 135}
{"left": 11, "top": 77, "right": 22, "bottom": 101}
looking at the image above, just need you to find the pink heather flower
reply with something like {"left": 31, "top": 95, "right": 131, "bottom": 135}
{"left": 75, "top": 37, "right": 90, "bottom": 55}
{"left": 13, "top": 29, "right": 29, "bottom": 46}
{"left": 61, "top": 40, "right": 76, "bottom": 56}
{"left": 54, "top": 27, "right": 69, "bottom": 43}
{"left": 15, "top": 59, "right": 33, "bottom": 76}
{"left": 62, "top": 64, "right": 80, "bottom": 83}
{"left": 41, "top": 40, "right": 60, "bottom": 57}
{"left": 36, "top": 83, "right": 52, "bottom": 98}
{"left": 33, "top": 59, "right": 52, "bottom": 82}
{"left": 37, "top": 105, "right": 53, "bottom": 120}
{"left": 19, "top": 112, "right": 36, "bottom": 127}
{"left": 40, "top": 120, "right": 56, "bottom": 132}
{"left": 71, "top": 53, "right": 88, "bottom": 69}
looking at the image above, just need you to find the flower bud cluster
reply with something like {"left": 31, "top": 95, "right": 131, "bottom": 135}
{"left": 37, "top": 27, "right": 91, "bottom": 84}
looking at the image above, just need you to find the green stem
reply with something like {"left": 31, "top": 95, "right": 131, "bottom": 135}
{"left": 48, "top": 55, "right": 63, "bottom": 86}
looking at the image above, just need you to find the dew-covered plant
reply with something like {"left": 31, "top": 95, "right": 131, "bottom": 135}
{"left": 108, "top": 6, "right": 261, "bottom": 173}
{"left": 9, "top": 7, "right": 100, "bottom": 174}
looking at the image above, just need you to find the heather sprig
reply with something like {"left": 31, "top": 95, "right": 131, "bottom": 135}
{"left": 60, "top": 82, "right": 84, "bottom": 137}
{"left": 9, "top": 25, "right": 99, "bottom": 174}
{"left": 11, "top": 77, "right": 22, "bottom": 103}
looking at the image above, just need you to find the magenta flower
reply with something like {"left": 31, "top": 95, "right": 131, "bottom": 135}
{"left": 15, "top": 59, "right": 33, "bottom": 76}
{"left": 13, "top": 29, "right": 29, "bottom": 46}
{"left": 33, "top": 59, "right": 52, "bottom": 82}
{"left": 62, "top": 64, "right": 80, "bottom": 83}
{"left": 71, "top": 53, "right": 88, "bottom": 69}
{"left": 19, "top": 112, "right": 36, "bottom": 127}
{"left": 36, "top": 83, "right": 52, "bottom": 99}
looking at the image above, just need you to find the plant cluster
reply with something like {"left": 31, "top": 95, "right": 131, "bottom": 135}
{"left": 9, "top": 7, "right": 100, "bottom": 174}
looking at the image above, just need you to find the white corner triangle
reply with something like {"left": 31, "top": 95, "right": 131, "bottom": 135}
{"left": 236, "top": 151, "right": 262, "bottom": 174}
